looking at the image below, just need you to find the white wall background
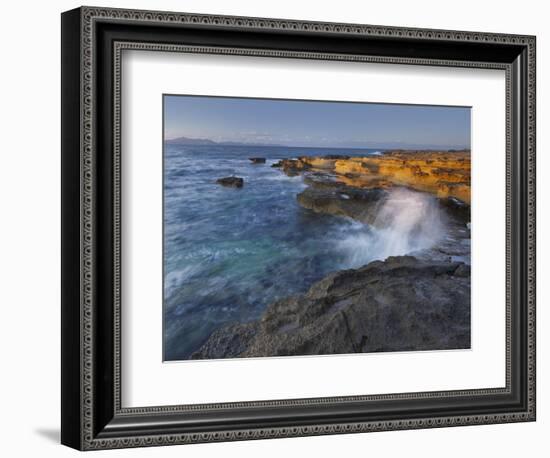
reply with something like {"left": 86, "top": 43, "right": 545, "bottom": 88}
{"left": 0, "top": 0, "right": 545, "bottom": 456}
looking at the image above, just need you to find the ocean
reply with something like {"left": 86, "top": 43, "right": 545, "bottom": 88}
{"left": 163, "top": 144, "right": 436, "bottom": 360}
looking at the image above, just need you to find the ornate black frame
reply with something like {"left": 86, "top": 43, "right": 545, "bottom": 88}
{"left": 61, "top": 6, "right": 536, "bottom": 450}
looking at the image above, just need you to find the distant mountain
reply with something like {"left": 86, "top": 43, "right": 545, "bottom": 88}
{"left": 165, "top": 136, "right": 468, "bottom": 151}
{"left": 165, "top": 136, "right": 217, "bottom": 145}
{"left": 220, "top": 141, "right": 283, "bottom": 147}
{"left": 165, "top": 136, "right": 283, "bottom": 147}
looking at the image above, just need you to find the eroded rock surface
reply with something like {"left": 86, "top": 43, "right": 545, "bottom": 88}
{"left": 274, "top": 150, "right": 471, "bottom": 204}
{"left": 191, "top": 256, "right": 470, "bottom": 359}
{"left": 296, "top": 183, "right": 388, "bottom": 225}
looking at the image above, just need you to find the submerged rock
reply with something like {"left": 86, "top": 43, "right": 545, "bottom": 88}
{"left": 216, "top": 177, "right": 244, "bottom": 188}
{"left": 191, "top": 255, "right": 471, "bottom": 359}
{"left": 249, "top": 157, "right": 266, "bottom": 164}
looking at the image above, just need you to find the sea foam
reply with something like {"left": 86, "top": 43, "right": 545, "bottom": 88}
{"left": 337, "top": 188, "right": 446, "bottom": 267}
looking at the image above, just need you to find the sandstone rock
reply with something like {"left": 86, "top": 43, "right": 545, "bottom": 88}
{"left": 216, "top": 177, "right": 244, "bottom": 188}
{"left": 299, "top": 155, "right": 350, "bottom": 169}
{"left": 271, "top": 158, "right": 310, "bottom": 176}
{"left": 191, "top": 256, "right": 470, "bottom": 359}
{"left": 274, "top": 150, "right": 471, "bottom": 203}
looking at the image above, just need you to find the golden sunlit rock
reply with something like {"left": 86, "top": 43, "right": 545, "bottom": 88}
{"left": 276, "top": 150, "right": 471, "bottom": 204}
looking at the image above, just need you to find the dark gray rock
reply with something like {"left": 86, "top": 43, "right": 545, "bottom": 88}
{"left": 302, "top": 172, "right": 346, "bottom": 190}
{"left": 249, "top": 157, "right": 266, "bottom": 164}
{"left": 190, "top": 322, "right": 259, "bottom": 359}
{"left": 319, "top": 154, "right": 350, "bottom": 160}
{"left": 191, "top": 256, "right": 470, "bottom": 359}
{"left": 454, "top": 263, "right": 471, "bottom": 277}
{"left": 216, "top": 177, "right": 244, "bottom": 188}
{"left": 439, "top": 196, "right": 470, "bottom": 224}
{"left": 296, "top": 185, "right": 388, "bottom": 225}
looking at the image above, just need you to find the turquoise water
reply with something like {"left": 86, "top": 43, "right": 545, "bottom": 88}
{"left": 163, "top": 145, "right": 384, "bottom": 360}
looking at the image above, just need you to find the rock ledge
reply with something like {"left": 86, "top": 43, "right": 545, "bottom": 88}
{"left": 191, "top": 255, "right": 470, "bottom": 359}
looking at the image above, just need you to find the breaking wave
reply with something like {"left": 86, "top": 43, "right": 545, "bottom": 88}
{"left": 337, "top": 188, "right": 446, "bottom": 267}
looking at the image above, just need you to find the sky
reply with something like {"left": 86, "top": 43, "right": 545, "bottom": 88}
{"left": 164, "top": 95, "right": 471, "bottom": 150}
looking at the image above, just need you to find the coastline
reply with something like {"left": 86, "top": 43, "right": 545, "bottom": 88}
{"left": 190, "top": 150, "right": 471, "bottom": 360}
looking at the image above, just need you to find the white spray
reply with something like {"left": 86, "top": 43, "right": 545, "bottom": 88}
{"left": 337, "top": 188, "right": 446, "bottom": 267}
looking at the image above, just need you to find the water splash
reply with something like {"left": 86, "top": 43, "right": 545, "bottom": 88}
{"left": 337, "top": 188, "right": 446, "bottom": 267}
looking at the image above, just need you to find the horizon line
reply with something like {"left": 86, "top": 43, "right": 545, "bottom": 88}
{"left": 164, "top": 136, "right": 470, "bottom": 151}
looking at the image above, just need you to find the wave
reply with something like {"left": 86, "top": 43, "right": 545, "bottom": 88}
{"left": 164, "top": 264, "right": 204, "bottom": 297}
{"left": 260, "top": 174, "right": 305, "bottom": 183}
{"left": 337, "top": 188, "right": 446, "bottom": 267}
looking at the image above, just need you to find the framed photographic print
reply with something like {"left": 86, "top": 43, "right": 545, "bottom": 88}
{"left": 61, "top": 6, "right": 536, "bottom": 450}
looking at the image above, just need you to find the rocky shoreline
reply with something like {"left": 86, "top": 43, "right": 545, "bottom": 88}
{"left": 192, "top": 256, "right": 470, "bottom": 359}
{"left": 273, "top": 150, "right": 471, "bottom": 204}
{"left": 193, "top": 150, "right": 471, "bottom": 359}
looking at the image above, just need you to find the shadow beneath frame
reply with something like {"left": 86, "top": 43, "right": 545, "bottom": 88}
{"left": 35, "top": 428, "right": 60, "bottom": 443}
